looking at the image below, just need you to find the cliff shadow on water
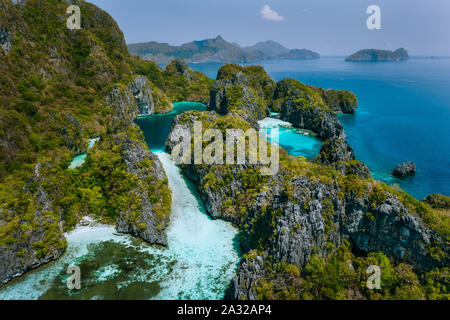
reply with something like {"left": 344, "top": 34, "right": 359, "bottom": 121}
{"left": 135, "top": 102, "right": 207, "bottom": 151}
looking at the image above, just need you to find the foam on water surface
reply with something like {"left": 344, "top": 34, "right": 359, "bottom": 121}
{"left": 153, "top": 152, "right": 240, "bottom": 299}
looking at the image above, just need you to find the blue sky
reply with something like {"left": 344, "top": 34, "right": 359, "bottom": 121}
{"left": 88, "top": 0, "right": 450, "bottom": 55}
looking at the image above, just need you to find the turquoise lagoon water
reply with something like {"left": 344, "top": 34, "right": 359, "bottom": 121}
{"left": 0, "top": 152, "right": 239, "bottom": 300}
{"left": 136, "top": 101, "right": 321, "bottom": 159}
{"left": 0, "top": 103, "right": 240, "bottom": 300}
{"left": 258, "top": 117, "right": 322, "bottom": 159}
{"left": 68, "top": 138, "right": 100, "bottom": 169}
{"left": 2, "top": 57, "right": 448, "bottom": 298}
{"left": 136, "top": 101, "right": 207, "bottom": 151}
{"left": 190, "top": 58, "right": 450, "bottom": 199}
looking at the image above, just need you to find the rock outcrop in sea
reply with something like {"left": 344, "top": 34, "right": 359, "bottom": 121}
{"left": 346, "top": 48, "right": 409, "bottom": 62}
{"left": 393, "top": 161, "right": 417, "bottom": 177}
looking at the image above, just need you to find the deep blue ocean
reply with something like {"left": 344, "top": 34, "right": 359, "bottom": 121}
{"left": 189, "top": 57, "right": 450, "bottom": 200}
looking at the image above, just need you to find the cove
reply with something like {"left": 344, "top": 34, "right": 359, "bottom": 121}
{"left": 68, "top": 138, "right": 99, "bottom": 169}
{"left": 0, "top": 102, "right": 239, "bottom": 300}
{"left": 136, "top": 102, "right": 207, "bottom": 151}
{"left": 258, "top": 117, "right": 322, "bottom": 159}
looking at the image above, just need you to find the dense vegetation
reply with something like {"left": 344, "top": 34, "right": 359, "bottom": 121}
{"left": 131, "top": 56, "right": 212, "bottom": 105}
{"left": 254, "top": 241, "right": 448, "bottom": 300}
{"left": 172, "top": 109, "right": 449, "bottom": 300}
{"left": 170, "top": 62, "right": 449, "bottom": 299}
{"left": 216, "top": 64, "right": 276, "bottom": 106}
{"left": 0, "top": 0, "right": 447, "bottom": 300}
{"left": 0, "top": 0, "right": 184, "bottom": 281}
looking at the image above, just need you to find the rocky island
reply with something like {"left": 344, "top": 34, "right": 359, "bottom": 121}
{"left": 346, "top": 48, "right": 409, "bottom": 62}
{"left": 393, "top": 161, "right": 417, "bottom": 177}
{"left": 128, "top": 36, "right": 320, "bottom": 64}
{"left": 0, "top": 0, "right": 448, "bottom": 301}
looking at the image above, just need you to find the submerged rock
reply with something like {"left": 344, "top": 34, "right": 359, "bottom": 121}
{"left": 393, "top": 161, "right": 416, "bottom": 177}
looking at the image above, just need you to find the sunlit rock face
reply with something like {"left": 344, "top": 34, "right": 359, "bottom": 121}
{"left": 128, "top": 76, "right": 155, "bottom": 116}
{"left": 0, "top": 28, "right": 10, "bottom": 53}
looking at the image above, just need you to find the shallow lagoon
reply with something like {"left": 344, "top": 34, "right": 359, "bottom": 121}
{"left": 0, "top": 153, "right": 239, "bottom": 300}
{"left": 0, "top": 96, "right": 388, "bottom": 299}
{"left": 0, "top": 102, "right": 240, "bottom": 300}
{"left": 258, "top": 117, "right": 322, "bottom": 159}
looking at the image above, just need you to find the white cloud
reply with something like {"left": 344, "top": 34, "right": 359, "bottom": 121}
{"left": 260, "top": 5, "right": 284, "bottom": 22}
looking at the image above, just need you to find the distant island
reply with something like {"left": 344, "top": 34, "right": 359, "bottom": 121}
{"left": 128, "top": 36, "right": 320, "bottom": 64}
{"left": 345, "top": 48, "right": 409, "bottom": 62}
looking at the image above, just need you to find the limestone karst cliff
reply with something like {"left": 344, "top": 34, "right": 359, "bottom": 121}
{"left": 166, "top": 64, "right": 448, "bottom": 300}
{"left": 0, "top": 0, "right": 172, "bottom": 285}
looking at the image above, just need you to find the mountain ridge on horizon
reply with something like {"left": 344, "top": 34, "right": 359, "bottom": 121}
{"left": 128, "top": 35, "right": 320, "bottom": 64}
